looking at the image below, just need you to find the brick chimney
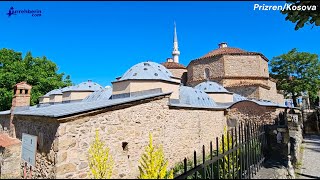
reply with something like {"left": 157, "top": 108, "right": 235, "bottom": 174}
{"left": 9, "top": 81, "right": 32, "bottom": 137}
{"left": 11, "top": 81, "right": 32, "bottom": 108}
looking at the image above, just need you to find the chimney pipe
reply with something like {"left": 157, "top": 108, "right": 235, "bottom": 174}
{"left": 218, "top": 42, "right": 228, "bottom": 48}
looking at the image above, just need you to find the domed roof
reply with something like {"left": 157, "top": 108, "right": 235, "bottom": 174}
{"left": 162, "top": 62, "right": 186, "bottom": 69}
{"left": 195, "top": 81, "right": 229, "bottom": 93}
{"left": 201, "top": 47, "right": 247, "bottom": 59}
{"left": 119, "top": 61, "right": 174, "bottom": 82}
{"left": 49, "top": 89, "right": 63, "bottom": 95}
{"left": 42, "top": 88, "right": 63, "bottom": 97}
{"left": 233, "top": 93, "right": 247, "bottom": 102}
{"left": 179, "top": 86, "right": 217, "bottom": 108}
{"left": 62, "top": 80, "right": 103, "bottom": 92}
{"left": 82, "top": 87, "right": 112, "bottom": 102}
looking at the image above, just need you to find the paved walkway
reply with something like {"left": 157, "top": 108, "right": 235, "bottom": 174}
{"left": 298, "top": 135, "right": 320, "bottom": 179}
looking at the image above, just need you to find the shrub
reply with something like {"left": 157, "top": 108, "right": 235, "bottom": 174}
{"left": 138, "top": 133, "right": 173, "bottom": 179}
{"left": 88, "top": 130, "right": 114, "bottom": 179}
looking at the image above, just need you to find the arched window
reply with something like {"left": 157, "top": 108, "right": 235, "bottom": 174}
{"left": 204, "top": 68, "right": 210, "bottom": 80}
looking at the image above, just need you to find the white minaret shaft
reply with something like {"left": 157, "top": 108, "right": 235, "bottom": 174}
{"left": 172, "top": 21, "right": 180, "bottom": 63}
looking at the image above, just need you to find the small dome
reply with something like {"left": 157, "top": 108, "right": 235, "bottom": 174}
{"left": 42, "top": 88, "right": 63, "bottom": 97}
{"left": 179, "top": 86, "right": 217, "bottom": 108}
{"left": 62, "top": 80, "right": 103, "bottom": 92}
{"left": 233, "top": 93, "right": 247, "bottom": 102}
{"left": 82, "top": 88, "right": 112, "bottom": 102}
{"left": 195, "top": 81, "right": 229, "bottom": 93}
{"left": 119, "top": 61, "right": 174, "bottom": 81}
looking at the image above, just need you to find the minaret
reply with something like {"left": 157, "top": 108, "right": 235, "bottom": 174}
{"left": 172, "top": 21, "right": 180, "bottom": 63}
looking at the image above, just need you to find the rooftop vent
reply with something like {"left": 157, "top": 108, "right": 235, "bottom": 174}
{"left": 218, "top": 42, "right": 228, "bottom": 48}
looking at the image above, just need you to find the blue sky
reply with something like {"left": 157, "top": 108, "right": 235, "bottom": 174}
{"left": 1, "top": 1, "right": 319, "bottom": 87}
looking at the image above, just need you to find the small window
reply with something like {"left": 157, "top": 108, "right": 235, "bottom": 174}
{"left": 25, "top": 90, "right": 28, "bottom": 94}
{"left": 154, "top": 73, "right": 158, "bottom": 76}
{"left": 144, "top": 63, "right": 150, "bottom": 66}
{"left": 122, "top": 142, "right": 129, "bottom": 151}
{"left": 143, "top": 68, "right": 148, "bottom": 70}
{"left": 133, "top": 73, "right": 137, "bottom": 76}
{"left": 204, "top": 68, "right": 210, "bottom": 80}
{"left": 20, "top": 89, "right": 23, "bottom": 94}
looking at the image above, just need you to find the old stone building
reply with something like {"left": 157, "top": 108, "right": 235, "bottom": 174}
{"left": 186, "top": 42, "right": 284, "bottom": 105}
{"left": 0, "top": 23, "right": 289, "bottom": 179}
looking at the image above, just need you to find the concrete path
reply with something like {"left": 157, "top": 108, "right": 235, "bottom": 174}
{"left": 298, "top": 135, "right": 320, "bottom": 179}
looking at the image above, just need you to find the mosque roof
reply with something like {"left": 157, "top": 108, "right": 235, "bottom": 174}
{"left": 178, "top": 86, "right": 217, "bottom": 108}
{"left": 62, "top": 80, "right": 103, "bottom": 92}
{"left": 195, "top": 81, "right": 230, "bottom": 93}
{"left": 117, "top": 61, "right": 176, "bottom": 83}
{"left": 233, "top": 93, "right": 248, "bottom": 102}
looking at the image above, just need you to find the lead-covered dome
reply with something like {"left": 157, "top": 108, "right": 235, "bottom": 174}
{"left": 62, "top": 80, "right": 103, "bottom": 92}
{"left": 179, "top": 86, "right": 217, "bottom": 108}
{"left": 195, "top": 81, "right": 229, "bottom": 93}
{"left": 41, "top": 88, "right": 63, "bottom": 97}
{"left": 119, "top": 61, "right": 174, "bottom": 82}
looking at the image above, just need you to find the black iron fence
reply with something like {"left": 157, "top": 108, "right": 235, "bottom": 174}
{"left": 174, "top": 123, "right": 267, "bottom": 179}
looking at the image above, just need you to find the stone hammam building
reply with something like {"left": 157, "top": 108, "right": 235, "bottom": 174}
{"left": 0, "top": 24, "right": 287, "bottom": 179}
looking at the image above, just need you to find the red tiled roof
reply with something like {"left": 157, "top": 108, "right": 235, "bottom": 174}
{"left": 162, "top": 62, "right": 186, "bottom": 69}
{"left": 189, "top": 47, "right": 270, "bottom": 64}
{"left": 201, "top": 47, "right": 247, "bottom": 58}
{"left": 0, "top": 133, "right": 20, "bottom": 147}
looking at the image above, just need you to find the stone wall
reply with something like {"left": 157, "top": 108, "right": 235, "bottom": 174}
{"left": 0, "top": 115, "right": 10, "bottom": 134}
{"left": 55, "top": 97, "right": 227, "bottom": 179}
{"left": 226, "top": 101, "right": 285, "bottom": 126}
{"left": 223, "top": 55, "right": 269, "bottom": 78}
{"left": 0, "top": 142, "right": 21, "bottom": 178}
{"left": 259, "top": 80, "right": 284, "bottom": 105}
{"left": 226, "top": 86, "right": 260, "bottom": 99}
{"left": 187, "top": 56, "right": 224, "bottom": 86}
{"left": 13, "top": 116, "right": 60, "bottom": 179}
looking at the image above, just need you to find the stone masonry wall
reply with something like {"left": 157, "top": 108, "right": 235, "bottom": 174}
{"left": 259, "top": 80, "right": 285, "bottom": 105}
{"left": 0, "top": 115, "right": 10, "bottom": 134}
{"left": 0, "top": 143, "right": 21, "bottom": 178}
{"left": 226, "top": 86, "right": 260, "bottom": 99}
{"left": 226, "top": 101, "right": 284, "bottom": 126}
{"left": 55, "top": 97, "right": 227, "bottom": 179}
{"left": 187, "top": 56, "right": 224, "bottom": 86}
{"left": 13, "top": 117, "right": 60, "bottom": 179}
{"left": 223, "top": 55, "right": 269, "bottom": 78}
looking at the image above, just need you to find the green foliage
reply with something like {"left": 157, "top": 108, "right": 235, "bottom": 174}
{"left": 281, "top": 1, "right": 320, "bottom": 30}
{"left": 88, "top": 130, "right": 114, "bottom": 179}
{"left": 138, "top": 133, "right": 173, "bottom": 179}
{"left": 219, "top": 127, "right": 240, "bottom": 179}
{"left": 270, "top": 48, "right": 320, "bottom": 106}
{"left": 0, "top": 48, "right": 72, "bottom": 110}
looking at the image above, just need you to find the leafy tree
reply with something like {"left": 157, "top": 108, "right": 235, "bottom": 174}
{"left": 88, "top": 130, "right": 114, "bottom": 179}
{"left": 281, "top": 1, "right": 320, "bottom": 30}
{"left": 138, "top": 133, "right": 173, "bottom": 179}
{"left": 0, "top": 48, "right": 72, "bottom": 110}
{"left": 270, "top": 48, "right": 320, "bottom": 107}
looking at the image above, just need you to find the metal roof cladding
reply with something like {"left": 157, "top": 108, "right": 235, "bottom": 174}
{"left": 233, "top": 93, "right": 248, "bottom": 102}
{"left": 62, "top": 80, "right": 103, "bottom": 92}
{"left": 179, "top": 86, "right": 217, "bottom": 108}
{"left": 119, "top": 61, "right": 175, "bottom": 82}
{"left": 82, "top": 87, "right": 112, "bottom": 102}
{"left": 195, "top": 81, "right": 229, "bottom": 93}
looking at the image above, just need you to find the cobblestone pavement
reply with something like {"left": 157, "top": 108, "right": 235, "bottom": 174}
{"left": 298, "top": 135, "right": 320, "bottom": 179}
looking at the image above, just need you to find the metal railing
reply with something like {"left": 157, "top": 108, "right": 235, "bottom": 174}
{"left": 174, "top": 123, "right": 267, "bottom": 179}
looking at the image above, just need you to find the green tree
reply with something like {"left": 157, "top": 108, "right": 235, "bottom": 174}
{"left": 270, "top": 48, "right": 320, "bottom": 107}
{"left": 138, "top": 133, "right": 173, "bottom": 179}
{"left": 0, "top": 48, "right": 72, "bottom": 110}
{"left": 281, "top": 1, "right": 320, "bottom": 30}
{"left": 88, "top": 130, "right": 114, "bottom": 179}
